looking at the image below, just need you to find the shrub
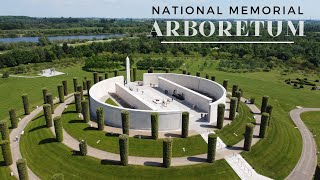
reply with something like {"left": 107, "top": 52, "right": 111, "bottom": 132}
{"left": 163, "top": 138, "right": 172, "bottom": 168}
{"left": 77, "top": 85, "right": 83, "bottom": 100}
{"left": 0, "top": 140, "right": 13, "bottom": 166}
{"left": 46, "top": 93, "right": 54, "bottom": 114}
{"left": 82, "top": 80, "right": 87, "bottom": 91}
{"left": 62, "top": 80, "right": 68, "bottom": 96}
{"left": 22, "top": 94, "right": 30, "bottom": 115}
{"left": 119, "top": 134, "right": 129, "bottom": 166}
{"left": 50, "top": 174, "right": 64, "bottom": 180}
{"left": 16, "top": 159, "right": 28, "bottom": 180}
{"left": 114, "top": 69, "right": 119, "bottom": 77}
{"left": 207, "top": 134, "right": 217, "bottom": 163}
{"left": 229, "top": 97, "right": 238, "bottom": 120}
{"left": 57, "top": 85, "right": 64, "bottom": 103}
{"left": 9, "top": 109, "right": 18, "bottom": 129}
{"left": 79, "top": 140, "right": 87, "bottom": 156}
{"left": 105, "top": 73, "right": 109, "bottom": 79}
{"left": 121, "top": 110, "right": 130, "bottom": 135}
{"left": 96, "top": 107, "right": 104, "bottom": 131}
{"left": 98, "top": 75, "right": 104, "bottom": 82}
{"left": 211, "top": 76, "right": 216, "bottom": 82}
{"left": 232, "top": 85, "right": 238, "bottom": 97}
{"left": 300, "top": 85, "right": 304, "bottom": 88}
{"left": 223, "top": 80, "right": 228, "bottom": 90}
{"left": 205, "top": 74, "right": 209, "bottom": 79}
{"left": 266, "top": 105, "right": 273, "bottom": 126}
{"left": 149, "top": 67, "right": 154, "bottom": 73}
{"left": 151, "top": 112, "right": 159, "bottom": 140}
{"left": 286, "top": 81, "right": 291, "bottom": 84}
{"left": 53, "top": 116, "right": 63, "bottom": 142}
{"left": 73, "top": 77, "right": 78, "bottom": 92}
{"left": 312, "top": 86, "right": 317, "bottom": 90}
{"left": 74, "top": 92, "right": 82, "bottom": 113}
{"left": 81, "top": 100, "right": 90, "bottom": 123}
{"left": 93, "top": 72, "right": 99, "bottom": 84}
{"left": 217, "top": 104, "right": 225, "bottom": 129}
{"left": 316, "top": 79, "right": 319, "bottom": 82}
{"left": 42, "top": 88, "right": 48, "bottom": 104}
{"left": 244, "top": 123, "right": 254, "bottom": 151}
{"left": 0, "top": 120, "right": 9, "bottom": 140}
{"left": 181, "top": 112, "right": 189, "bottom": 138}
{"left": 86, "top": 80, "right": 92, "bottom": 91}
{"left": 261, "top": 96, "right": 269, "bottom": 113}
{"left": 259, "top": 113, "right": 269, "bottom": 138}
{"left": 187, "top": 72, "right": 191, "bottom": 75}
{"left": 235, "top": 91, "right": 242, "bottom": 112}
{"left": 165, "top": 68, "right": 170, "bottom": 73}
{"left": 196, "top": 72, "right": 201, "bottom": 77}
{"left": 43, "top": 104, "right": 53, "bottom": 128}
{"left": 132, "top": 68, "right": 137, "bottom": 82}
{"left": 250, "top": 97, "right": 255, "bottom": 104}
{"left": 182, "top": 70, "right": 187, "bottom": 74}
{"left": 2, "top": 71, "right": 9, "bottom": 78}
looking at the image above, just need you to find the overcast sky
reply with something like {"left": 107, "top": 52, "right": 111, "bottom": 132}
{"left": 0, "top": 0, "right": 318, "bottom": 19}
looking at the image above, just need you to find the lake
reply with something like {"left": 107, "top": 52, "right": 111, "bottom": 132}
{"left": 0, "top": 34, "right": 124, "bottom": 43}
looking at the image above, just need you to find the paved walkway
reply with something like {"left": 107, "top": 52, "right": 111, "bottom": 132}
{"left": 285, "top": 108, "right": 320, "bottom": 180}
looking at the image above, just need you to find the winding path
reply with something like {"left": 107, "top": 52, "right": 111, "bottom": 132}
{"left": 286, "top": 108, "right": 320, "bottom": 180}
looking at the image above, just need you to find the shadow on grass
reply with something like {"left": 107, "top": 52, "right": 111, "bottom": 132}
{"left": 314, "top": 165, "right": 320, "bottom": 179}
{"left": 133, "top": 135, "right": 152, "bottom": 139}
{"left": 62, "top": 110, "right": 77, "bottom": 115}
{"left": 69, "top": 120, "right": 84, "bottom": 124}
{"left": 0, "top": 161, "right": 6, "bottom": 167}
{"left": 106, "top": 132, "right": 120, "bottom": 137}
{"left": 32, "top": 114, "right": 45, "bottom": 121}
{"left": 101, "top": 159, "right": 121, "bottom": 166}
{"left": 38, "top": 138, "right": 56, "bottom": 145}
{"left": 29, "top": 125, "right": 47, "bottom": 133}
{"left": 83, "top": 127, "right": 98, "bottom": 131}
{"left": 164, "top": 133, "right": 181, "bottom": 138}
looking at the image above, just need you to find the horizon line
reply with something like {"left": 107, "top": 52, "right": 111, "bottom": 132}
{"left": 161, "top": 41, "right": 294, "bottom": 44}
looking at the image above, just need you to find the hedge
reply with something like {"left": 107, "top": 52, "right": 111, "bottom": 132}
{"left": 232, "top": 85, "right": 239, "bottom": 97}
{"left": 57, "top": 85, "right": 64, "bottom": 103}
{"left": 207, "top": 133, "right": 217, "bottom": 163}
{"left": 73, "top": 77, "right": 78, "bottom": 92}
{"left": 211, "top": 76, "right": 216, "bottom": 82}
{"left": 0, "top": 120, "right": 9, "bottom": 140}
{"left": 205, "top": 74, "right": 209, "bottom": 79}
{"left": 74, "top": 92, "right": 82, "bottom": 113}
{"left": 0, "top": 140, "right": 13, "bottom": 166}
{"left": 98, "top": 75, "right": 104, "bottom": 82}
{"left": 50, "top": 174, "right": 64, "bottom": 180}
{"left": 53, "top": 116, "right": 63, "bottom": 142}
{"left": 46, "top": 93, "right": 54, "bottom": 114}
{"left": 62, "top": 80, "right": 68, "bottom": 96}
{"left": 82, "top": 80, "right": 87, "bottom": 91}
{"left": 105, "top": 73, "right": 109, "bottom": 80}
{"left": 133, "top": 68, "right": 137, "bottom": 82}
{"left": 151, "top": 112, "right": 159, "bottom": 140}
{"left": 16, "top": 158, "right": 28, "bottom": 180}
{"left": 43, "top": 104, "right": 53, "bottom": 128}
{"left": 165, "top": 68, "right": 170, "bottom": 73}
{"left": 259, "top": 113, "right": 269, "bottom": 138}
{"left": 182, "top": 70, "right": 187, "bottom": 74}
{"left": 42, "top": 88, "right": 48, "bottom": 104}
{"left": 96, "top": 107, "right": 104, "bottom": 131}
{"left": 187, "top": 72, "right": 191, "bottom": 75}
{"left": 217, "top": 104, "right": 225, "bottom": 129}
{"left": 22, "top": 94, "right": 30, "bottom": 115}
{"left": 119, "top": 134, "right": 129, "bottom": 166}
{"left": 266, "top": 105, "right": 273, "bottom": 126}
{"left": 244, "top": 123, "right": 254, "bottom": 151}
{"left": 229, "top": 97, "right": 238, "bottom": 120}
{"left": 223, "top": 80, "right": 228, "bottom": 90}
{"left": 93, "top": 72, "right": 99, "bottom": 84}
{"left": 114, "top": 69, "right": 119, "bottom": 77}
{"left": 9, "top": 108, "right": 18, "bottom": 129}
{"left": 196, "top": 72, "right": 201, "bottom": 77}
{"left": 235, "top": 90, "right": 242, "bottom": 112}
{"left": 181, "top": 112, "right": 189, "bottom": 138}
{"left": 121, "top": 110, "right": 130, "bottom": 135}
{"left": 149, "top": 67, "right": 154, "bottom": 73}
{"left": 86, "top": 80, "right": 92, "bottom": 91}
{"left": 79, "top": 140, "right": 87, "bottom": 156}
{"left": 77, "top": 85, "right": 83, "bottom": 100}
{"left": 261, "top": 96, "right": 269, "bottom": 113}
{"left": 163, "top": 138, "right": 172, "bottom": 168}
{"left": 250, "top": 97, "right": 255, "bottom": 104}
{"left": 81, "top": 100, "right": 90, "bottom": 123}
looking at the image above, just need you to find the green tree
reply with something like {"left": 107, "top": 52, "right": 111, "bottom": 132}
{"left": 74, "top": 92, "right": 82, "bottom": 113}
{"left": 119, "top": 134, "right": 129, "bottom": 166}
{"left": 17, "top": 159, "right": 28, "bottom": 180}
{"left": 121, "top": 110, "right": 130, "bottom": 135}
{"left": 259, "top": 113, "right": 269, "bottom": 138}
{"left": 181, "top": 112, "right": 189, "bottom": 138}
{"left": 223, "top": 80, "right": 228, "bottom": 90}
{"left": 54, "top": 116, "right": 63, "bottom": 142}
{"left": 163, "top": 138, "right": 172, "bottom": 168}
{"left": 9, "top": 108, "right": 18, "bottom": 129}
{"left": 96, "top": 107, "right": 104, "bottom": 131}
{"left": 0, "top": 120, "right": 9, "bottom": 140}
{"left": 79, "top": 140, "right": 87, "bottom": 156}
{"left": 133, "top": 67, "right": 137, "bottom": 82}
{"left": 232, "top": 85, "right": 239, "bottom": 97}
{"left": 42, "top": 88, "right": 48, "bottom": 104}
{"left": 58, "top": 85, "right": 65, "bottom": 103}
{"left": 73, "top": 77, "right": 78, "bottom": 92}
{"left": 207, "top": 134, "right": 217, "bottom": 163}
{"left": 217, "top": 104, "right": 225, "bottom": 129}
{"left": 62, "top": 80, "right": 68, "bottom": 96}
{"left": 93, "top": 72, "right": 99, "bottom": 84}
{"left": 22, "top": 94, "right": 30, "bottom": 115}
{"left": 81, "top": 100, "right": 90, "bottom": 123}
{"left": 0, "top": 140, "right": 13, "bottom": 166}
{"left": 151, "top": 113, "right": 159, "bottom": 140}
{"left": 229, "top": 97, "right": 238, "bottom": 120}
{"left": 43, "top": 104, "right": 53, "bottom": 128}
{"left": 261, "top": 96, "right": 269, "bottom": 113}
{"left": 46, "top": 93, "right": 54, "bottom": 114}
{"left": 244, "top": 123, "right": 254, "bottom": 151}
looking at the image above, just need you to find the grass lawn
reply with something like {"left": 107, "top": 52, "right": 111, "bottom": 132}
{"left": 62, "top": 104, "right": 207, "bottom": 157}
{"left": 301, "top": 111, "right": 320, "bottom": 179}
{"left": 20, "top": 112, "right": 239, "bottom": 180}
{"left": 0, "top": 153, "right": 15, "bottom": 180}
{"left": 105, "top": 98, "right": 118, "bottom": 106}
{"left": 216, "top": 102, "right": 254, "bottom": 146}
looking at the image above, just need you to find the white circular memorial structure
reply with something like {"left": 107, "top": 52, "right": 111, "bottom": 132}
{"left": 89, "top": 72, "right": 227, "bottom": 131}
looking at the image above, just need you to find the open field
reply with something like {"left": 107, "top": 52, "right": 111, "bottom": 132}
{"left": 301, "top": 111, "right": 320, "bottom": 178}
{"left": 0, "top": 56, "right": 319, "bottom": 179}
{"left": 62, "top": 104, "right": 207, "bottom": 157}
{"left": 20, "top": 112, "right": 239, "bottom": 180}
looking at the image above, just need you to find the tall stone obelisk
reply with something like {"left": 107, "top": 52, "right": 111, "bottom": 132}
{"left": 126, "top": 56, "right": 131, "bottom": 83}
